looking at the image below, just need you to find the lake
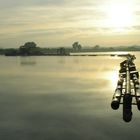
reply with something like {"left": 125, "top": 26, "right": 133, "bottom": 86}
{"left": 0, "top": 52, "right": 140, "bottom": 140}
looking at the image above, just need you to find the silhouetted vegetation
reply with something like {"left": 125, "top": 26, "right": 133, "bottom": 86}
{"left": 19, "top": 42, "right": 42, "bottom": 56}
{"left": 5, "top": 48, "right": 19, "bottom": 56}
{"left": 57, "top": 47, "right": 66, "bottom": 55}
{"left": 4, "top": 42, "right": 43, "bottom": 56}
{"left": 1, "top": 41, "right": 140, "bottom": 56}
{"left": 72, "top": 42, "right": 82, "bottom": 52}
{"left": 0, "top": 48, "right": 5, "bottom": 55}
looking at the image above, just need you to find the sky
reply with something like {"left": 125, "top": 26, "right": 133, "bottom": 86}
{"left": 0, "top": 0, "right": 140, "bottom": 48}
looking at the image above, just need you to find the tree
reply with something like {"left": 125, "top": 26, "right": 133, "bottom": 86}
{"left": 4, "top": 48, "right": 18, "bottom": 56}
{"left": 19, "top": 42, "right": 39, "bottom": 55}
{"left": 24, "top": 42, "right": 36, "bottom": 48}
{"left": 72, "top": 42, "right": 82, "bottom": 52}
{"left": 94, "top": 45, "right": 100, "bottom": 49}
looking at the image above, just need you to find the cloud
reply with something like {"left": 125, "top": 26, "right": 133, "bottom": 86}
{"left": 0, "top": 0, "right": 63, "bottom": 9}
{"left": 0, "top": 0, "right": 140, "bottom": 48}
{"left": 0, "top": 0, "right": 103, "bottom": 9}
{"left": 0, "top": 3, "right": 105, "bottom": 37}
{"left": 133, "top": 25, "right": 140, "bottom": 30}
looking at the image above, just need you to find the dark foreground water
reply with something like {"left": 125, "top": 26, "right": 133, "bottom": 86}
{"left": 0, "top": 52, "right": 140, "bottom": 140}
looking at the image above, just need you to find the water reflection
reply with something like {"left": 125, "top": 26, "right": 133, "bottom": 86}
{"left": 0, "top": 53, "right": 140, "bottom": 140}
{"left": 20, "top": 56, "right": 37, "bottom": 66}
{"left": 57, "top": 56, "right": 66, "bottom": 64}
{"left": 105, "top": 71, "right": 119, "bottom": 89}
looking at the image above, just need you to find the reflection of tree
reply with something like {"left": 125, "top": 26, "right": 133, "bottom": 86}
{"left": 57, "top": 57, "right": 66, "bottom": 64}
{"left": 73, "top": 58, "right": 79, "bottom": 64}
{"left": 72, "top": 42, "right": 82, "bottom": 52}
{"left": 20, "top": 56, "right": 36, "bottom": 66}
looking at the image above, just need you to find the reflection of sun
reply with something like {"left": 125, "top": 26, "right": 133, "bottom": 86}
{"left": 104, "top": 2, "right": 134, "bottom": 30}
{"left": 105, "top": 71, "right": 119, "bottom": 89}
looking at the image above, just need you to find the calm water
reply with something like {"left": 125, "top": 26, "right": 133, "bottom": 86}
{"left": 0, "top": 52, "right": 140, "bottom": 140}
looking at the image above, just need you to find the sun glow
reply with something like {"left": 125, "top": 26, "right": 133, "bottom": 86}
{"left": 104, "top": 2, "right": 134, "bottom": 30}
{"left": 105, "top": 71, "right": 119, "bottom": 89}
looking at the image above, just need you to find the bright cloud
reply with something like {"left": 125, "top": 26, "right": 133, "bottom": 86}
{"left": 0, "top": 0, "right": 140, "bottom": 48}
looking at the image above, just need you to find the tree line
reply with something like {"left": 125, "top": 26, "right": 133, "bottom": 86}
{"left": 0, "top": 41, "right": 140, "bottom": 56}
{"left": 1, "top": 41, "right": 82, "bottom": 56}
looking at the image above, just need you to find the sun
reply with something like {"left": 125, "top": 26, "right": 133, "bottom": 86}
{"left": 104, "top": 2, "right": 134, "bottom": 30}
